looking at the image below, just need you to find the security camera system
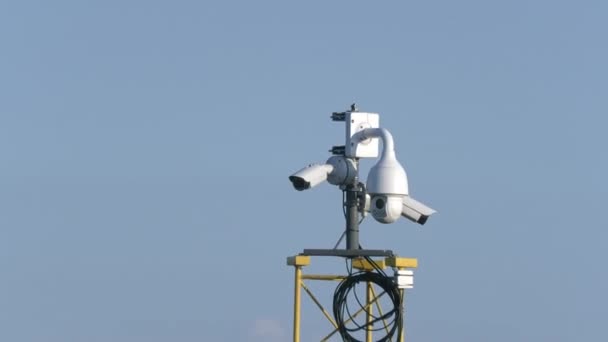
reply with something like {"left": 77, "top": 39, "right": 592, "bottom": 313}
{"left": 286, "top": 104, "right": 437, "bottom": 342}
{"left": 288, "top": 106, "right": 436, "bottom": 236}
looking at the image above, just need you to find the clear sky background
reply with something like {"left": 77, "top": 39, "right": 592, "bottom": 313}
{"left": 1, "top": 1, "right": 607, "bottom": 341}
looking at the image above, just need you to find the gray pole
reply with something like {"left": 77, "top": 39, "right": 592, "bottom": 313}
{"left": 345, "top": 184, "right": 360, "bottom": 250}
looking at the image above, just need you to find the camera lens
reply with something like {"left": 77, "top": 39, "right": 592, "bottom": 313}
{"left": 375, "top": 197, "right": 385, "bottom": 209}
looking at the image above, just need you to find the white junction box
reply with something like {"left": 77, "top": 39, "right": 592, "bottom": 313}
{"left": 395, "top": 269, "right": 414, "bottom": 289}
{"left": 345, "top": 112, "right": 380, "bottom": 158}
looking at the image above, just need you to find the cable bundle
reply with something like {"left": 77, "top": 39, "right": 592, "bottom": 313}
{"left": 332, "top": 268, "right": 402, "bottom": 342}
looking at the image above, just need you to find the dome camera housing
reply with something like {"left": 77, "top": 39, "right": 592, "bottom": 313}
{"left": 362, "top": 128, "right": 410, "bottom": 224}
{"left": 370, "top": 194, "right": 404, "bottom": 223}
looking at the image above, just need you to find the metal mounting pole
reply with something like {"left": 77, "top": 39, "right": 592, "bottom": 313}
{"left": 293, "top": 266, "right": 302, "bottom": 342}
{"left": 345, "top": 184, "right": 360, "bottom": 250}
{"left": 400, "top": 288, "right": 405, "bottom": 342}
{"left": 366, "top": 281, "right": 373, "bottom": 342}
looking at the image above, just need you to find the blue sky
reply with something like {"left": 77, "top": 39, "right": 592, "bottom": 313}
{"left": 1, "top": 1, "right": 607, "bottom": 341}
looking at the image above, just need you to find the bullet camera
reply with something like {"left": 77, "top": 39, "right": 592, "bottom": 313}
{"left": 289, "top": 156, "right": 357, "bottom": 191}
{"left": 289, "top": 164, "right": 333, "bottom": 191}
{"left": 401, "top": 196, "right": 436, "bottom": 225}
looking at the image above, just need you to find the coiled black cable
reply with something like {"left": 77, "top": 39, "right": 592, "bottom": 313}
{"left": 332, "top": 270, "right": 402, "bottom": 342}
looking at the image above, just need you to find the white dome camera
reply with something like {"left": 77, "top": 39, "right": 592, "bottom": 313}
{"left": 370, "top": 194, "right": 404, "bottom": 224}
{"left": 360, "top": 128, "right": 409, "bottom": 224}
{"left": 355, "top": 128, "right": 436, "bottom": 225}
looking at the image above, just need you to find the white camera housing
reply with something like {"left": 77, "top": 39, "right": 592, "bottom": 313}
{"left": 345, "top": 112, "right": 380, "bottom": 158}
{"left": 289, "top": 156, "right": 356, "bottom": 191}
{"left": 370, "top": 194, "right": 404, "bottom": 224}
{"left": 289, "top": 164, "right": 333, "bottom": 191}
{"left": 352, "top": 127, "right": 436, "bottom": 225}
{"left": 365, "top": 194, "right": 437, "bottom": 225}
{"left": 355, "top": 128, "right": 410, "bottom": 224}
{"left": 401, "top": 196, "right": 437, "bottom": 225}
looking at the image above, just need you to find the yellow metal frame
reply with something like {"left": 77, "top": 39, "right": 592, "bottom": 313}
{"left": 287, "top": 255, "right": 417, "bottom": 342}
